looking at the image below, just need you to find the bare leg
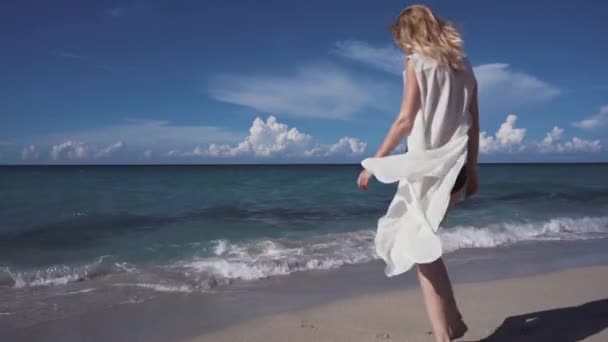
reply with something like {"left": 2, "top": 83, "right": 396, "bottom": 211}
{"left": 417, "top": 258, "right": 467, "bottom": 341}
{"left": 416, "top": 186, "right": 468, "bottom": 341}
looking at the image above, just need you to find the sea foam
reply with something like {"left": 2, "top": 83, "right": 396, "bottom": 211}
{"left": 2, "top": 216, "right": 607, "bottom": 290}
{"left": 0, "top": 255, "right": 137, "bottom": 289}
{"left": 169, "top": 215, "right": 608, "bottom": 288}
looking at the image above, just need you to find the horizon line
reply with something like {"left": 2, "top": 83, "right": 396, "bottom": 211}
{"left": 1, "top": 161, "right": 608, "bottom": 167}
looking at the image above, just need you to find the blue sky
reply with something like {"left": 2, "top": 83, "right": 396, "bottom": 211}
{"left": 1, "top": 0, "right": 607, "bottom": 164}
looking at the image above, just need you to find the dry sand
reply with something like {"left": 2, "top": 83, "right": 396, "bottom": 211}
{"left": 190, "top": 265, "right": 608, "bottom": 342}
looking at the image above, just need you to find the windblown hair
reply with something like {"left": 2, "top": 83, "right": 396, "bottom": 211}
{"left": 391, "top": 4, "right": 466, "bottom": 70}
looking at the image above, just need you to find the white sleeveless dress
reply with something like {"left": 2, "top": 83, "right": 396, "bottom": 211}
{"left": 361, "top": 52, "right": 476, "bottom": 276}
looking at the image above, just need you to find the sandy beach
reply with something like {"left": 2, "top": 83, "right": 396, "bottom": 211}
{"left": 191, "top": 265, "right": 608, "bottom": 342}
{"left": 3, "top": 238, "right": 608, "bottom": 342}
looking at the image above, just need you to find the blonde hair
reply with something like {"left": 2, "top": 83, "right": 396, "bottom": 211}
{"left": 391, "top": 4, "right": 466, "bottom": 70}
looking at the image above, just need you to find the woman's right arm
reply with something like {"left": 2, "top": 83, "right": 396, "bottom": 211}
{"left": 466, "top": 80, "right": 480, "bottom": 198}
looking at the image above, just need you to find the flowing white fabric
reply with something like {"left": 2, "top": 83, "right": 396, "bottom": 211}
{"left": 361, "top": 52, "right": 476, "bottom": 276}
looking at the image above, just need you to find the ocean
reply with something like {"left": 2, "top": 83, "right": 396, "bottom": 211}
{"left": 1, "top": 163, "right": 608, "bottom": 327}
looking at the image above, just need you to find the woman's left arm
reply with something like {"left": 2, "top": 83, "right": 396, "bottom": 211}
{"left": 373, "top": 58, "right": 421, "bottom": 158}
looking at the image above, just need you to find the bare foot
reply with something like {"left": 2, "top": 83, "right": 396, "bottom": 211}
{"left": 449, "top": 317, "right": 468, "bottom": 340}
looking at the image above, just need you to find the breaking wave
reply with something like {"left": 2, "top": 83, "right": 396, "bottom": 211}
{"left": 2, "top": 216, "right": 607, "bottom": 291}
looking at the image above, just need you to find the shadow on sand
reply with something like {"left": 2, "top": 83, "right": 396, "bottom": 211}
{"left": 475, "top": 299, "right": 608, "bottom": 342}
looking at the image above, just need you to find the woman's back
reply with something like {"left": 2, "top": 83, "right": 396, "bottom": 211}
{"left": 406, "top": 52, "right": 476, "bottom": 152}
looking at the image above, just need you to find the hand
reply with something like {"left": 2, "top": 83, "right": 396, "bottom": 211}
{"left": 357, "top": 169, "right": 373, "bottom": 190}
{"left": 465, "top": 169, "right": 479, "bottom": 198}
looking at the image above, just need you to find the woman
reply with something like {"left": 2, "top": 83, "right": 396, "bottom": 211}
{"left": 357, "top": 4, "right": 479, "bottom": 342}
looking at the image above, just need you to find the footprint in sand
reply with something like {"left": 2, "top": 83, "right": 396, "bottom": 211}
{"left": 375, "top": 332, "right": 391, "bottom": 339}
{"left": 300, "top": 320, "right": 316, "bottom": 329}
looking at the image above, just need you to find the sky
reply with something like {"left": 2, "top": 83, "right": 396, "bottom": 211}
{"left": 1, "top": 0, "right": 607, "bottom": 164}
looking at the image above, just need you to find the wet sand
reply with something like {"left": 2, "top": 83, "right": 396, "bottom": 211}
{"left": 3, "top": 238, "right": 608, "bottom": 342}
{"left": 191, "top": 266, "right": 608, "bottom": 342}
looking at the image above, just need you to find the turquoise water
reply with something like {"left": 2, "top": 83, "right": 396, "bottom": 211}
{"left": 1, "top": 164, "right": 608, "bottom": 293}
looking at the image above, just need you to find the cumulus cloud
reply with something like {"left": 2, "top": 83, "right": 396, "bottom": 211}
{"left": 21, "top": 145, "right": 40, "bottom": 161}
{"left": 169, "top": 116, "right": 366, "bottom": 159}
{"left": 558, "top": 137, "right": 602, "bottom": 153}
{"left": 208, "top": 64, "right": 391, "bottom": 119}
{"left": 239, "top": 116, "right": 313, "bottom": 157}
{"left": 305, "top": 137, "right": 367, "bottom": 157}
{"left": 480, "top": 116, "right": 602, "bottom": 155}
{"left": 50, "top": 141, "right": 90, "bottom": 160}
{"left": 31, "top": 119, "right": 240, "bottom": 151}
{"left": 479, "top": 114, "right": 527, "bottom": 153}
{"left": 572, "top": 105, "right": 608, "bottom": 130}
{"left": 50, "top": 140, "right": 125, "bottom": 160}
{"left": 537, "top": 126, "right": 601, "bottom": 153}
{"left": 539, "top": 126, "right": 564, "bottom": 147}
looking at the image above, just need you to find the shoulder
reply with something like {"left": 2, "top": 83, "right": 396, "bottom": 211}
{"left": 405, "top": 52, "right": 425, "bottom": 66}
{"left": 405, "top": 52, "right": 439, "bottom": 73}
{"left": 403, "top": 54, "right": 424, "bottom": 83}
{"left": 404, "top": 53, "right": 424, "bottom": 75}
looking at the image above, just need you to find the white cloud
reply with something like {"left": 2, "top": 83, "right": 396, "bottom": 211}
{"left": 169, "top": 116, "right": 367, "bottom": 159}
{"left": 327, "top": 136, "right": 367, "bottom": 155}
{"left": 331, "top": 40, "right": 560, "bottom": 110}
{"left": 572, "top": 105, "right": 608, "bottom": 130}
{"left": 305, "top": 136, "right": 367, "bottom": 157}
{"left": 210, "top": 41, "right": 559, "bottom": 120}
{"left": 208, "top": 64, "right": 390, "bottom": 119}
{"left": 50, "top": 140, "right": 125, "bottom": 160}
{"left": 331, "top": 41, "right": 403, "bottom": 75}
{"left": 560, "top": 137, "right": 602, "bottom": 153}
{"left": 21, "top": 145, "right": 40, "bottom": 161}
{"left": 479, "top": 114, "right": 527, "bottom": 154}
{"left": 241, "top": 116, "right": 313, "bottom": 157}
{"left": 30, "top": 119, "right": 240, "bottom": 151}
{"left": 473, "top": 63, "right": 560, "bottom": 103}
{"left": 495, "top": 115, "right": 527, "bottom": 146}
{"left": 546, "top": 126, "right": 564, "bottom": 142}
{"left": 537, "top": 126, "right": 601, "bottom": 153}
{"left": 480, "top": 117, "right": 602, "bottom": 155}
{"left": 94, "top": 141, "right": 125, "bottom": 158}
{"left": 51, "top": 141, "right": 89, "bottom": 160}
